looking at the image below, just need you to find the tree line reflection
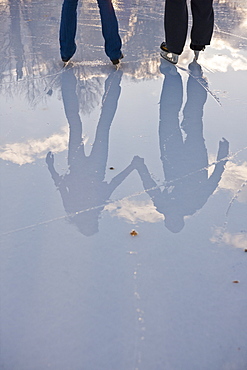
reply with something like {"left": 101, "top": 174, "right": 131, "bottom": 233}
{"left": 0, "top": 0, "right": 246, "bottom": 103}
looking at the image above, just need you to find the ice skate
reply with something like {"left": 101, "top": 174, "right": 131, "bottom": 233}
{"left": 60, "top": 43, "right": 77, "bottom": 64}
{"left": 111, "top": 52, "right": 124, "bottom": 65}
{"left": 194, "top": 50, "right": 200, "bottom": 61}
{"left": 62, "top": 56, "right": 71, "bottom": 63}
{"left": 190, "top": 44, "right": 205, "bottom": 61}
{"left": 160, "top": 42, "right": 179, "bottom": 64}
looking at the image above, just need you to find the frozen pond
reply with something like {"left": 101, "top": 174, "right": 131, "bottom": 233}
{"left": 1, "top": 0, "right": 247, "bottom": 369}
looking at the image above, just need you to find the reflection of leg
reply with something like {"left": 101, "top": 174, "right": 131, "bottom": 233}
{"left": 90, "top": 70, "right": 122, "bottom": 177}
{"left": 182, "top": 62, "right": 208, "bottom": 173}
{"left": 97, "top": 0, "right": 122, "bottom": 60}
{"left": 159, "top": 68, "right": 183, "bottom": 180}
{"left": 182, "top": 62, "right": 207, "bottom": 134}
{"left": 9, "top": 0, "right": 24, "bottom": 80}
{"left": 59, "top": 0, "right": 78, "bottom": 61}
{"left": 61, "top": 68, "right": 85, "bottom": 167}
{"left": 190, "top": 0, "right": 214, "bottom": 48}
{"left": 164, "top": 0, "right": 188, "bottom": 55}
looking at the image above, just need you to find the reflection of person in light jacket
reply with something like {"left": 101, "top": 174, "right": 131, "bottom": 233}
{"left": 46, "top": 68, "right": 135, "bottom": 236}
{"left": 134, "top": 60, "right": 229, "bottom": 233}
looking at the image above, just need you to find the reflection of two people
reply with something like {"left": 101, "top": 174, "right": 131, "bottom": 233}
{"left": 46, "top": 68, "right": 136, "bottom": 236}
{"left": 134, "top": 60, "right": 229, "bottom": 233}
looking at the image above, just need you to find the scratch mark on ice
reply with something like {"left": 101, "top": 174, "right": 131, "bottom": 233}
{"left": 1, "top": 147, "right": 246, "bottom": 238}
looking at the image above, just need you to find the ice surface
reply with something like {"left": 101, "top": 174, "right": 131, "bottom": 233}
{"left": 0, "top": 1, "right": 247, "bottom": 369}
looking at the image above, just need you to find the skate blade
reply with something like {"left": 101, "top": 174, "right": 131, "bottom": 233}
{"left": 160, "top": 50, "right": 178, "bottom": 64}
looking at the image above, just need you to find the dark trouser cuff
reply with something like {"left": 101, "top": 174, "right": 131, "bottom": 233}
{"left": 190, "top": 44, "right": 205, "bottom": 51}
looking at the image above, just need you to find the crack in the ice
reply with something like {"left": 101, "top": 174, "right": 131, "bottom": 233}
{"left": 211, "top": 147, "right": 247, "bottom": 246}
{"left": 214, "top": 24, "right": 247, "bottom": 41}
{"left": 212, "top": 175, "right": 247, "bottom": 245}
{"left": 176, "top": 64, "right": 222, "bottom": 106}
{"left": 0, "top": 66, "right": 66, "bottom": 87}
{"left": 1, "top": 145, "right": 247, "bottom": 238}
{"left": 0, "top": 152, "right": 237, "bottom": 238}
{"left": 0, "top": 52, "right": 160, "bottom": 90}
{"left": 226, "top": 181, "right": 247, "bottom": 217}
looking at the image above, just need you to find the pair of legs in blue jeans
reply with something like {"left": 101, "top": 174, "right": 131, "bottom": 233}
{"left": 59, "top": 0, "right": 122, "bottom": 62}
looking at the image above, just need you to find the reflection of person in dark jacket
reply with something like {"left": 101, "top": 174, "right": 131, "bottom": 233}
{"left": 134, "top": 60, "right": 229, "bottom": 233}
{"left": 46, "top": 68, "right": 135, "bottom": 236}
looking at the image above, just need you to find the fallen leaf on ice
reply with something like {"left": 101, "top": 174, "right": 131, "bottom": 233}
{"left": 130, "top": 230, "right": 138, "bottom": 236}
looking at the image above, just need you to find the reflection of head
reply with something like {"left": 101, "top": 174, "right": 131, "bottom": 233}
{"left": 69, "top": 211, "right": 99, "bottom": 236}
{"left": 164, "top": 214, "right": 185, "bottom": 233}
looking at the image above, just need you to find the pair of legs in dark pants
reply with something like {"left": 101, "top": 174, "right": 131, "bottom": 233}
{"left": 164, "top": 0, "right": 214, "bottom": 55}
{"left": 59, "top": 0, "right": 122, "bottom": 62}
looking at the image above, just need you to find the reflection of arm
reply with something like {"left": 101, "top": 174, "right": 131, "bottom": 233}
{"left": 46, "top": 152, "right": 70, "bottom": 209}
{"left": 182, "top": 139, "right": 229, "bottom": 214}
{"left": 46, "top": 152, "right": 62, "bottom": 187}
{"left": 133, "top": 156, "right": 161, "bottom": 199}
{"left": 108, "top": 160, "right": 135, "bottom": 193}
{"left": 207, "top": 138, "right": 229, "bottom": 191}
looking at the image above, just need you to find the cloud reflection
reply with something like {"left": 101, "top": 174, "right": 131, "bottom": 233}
{"left": 0, "top": 128, "right": 68, "bottom": 165}
{"left": 211, "top": 228, "right": 247, "bottom": 250}
{"left": 219, "top": 161, "right": 247, "bottom": 203}
{"left": 202, "top": 38, "right": 247, "bottom": 72}
{"left": 105, "top": 198, "right": 164, "bottom": 224}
